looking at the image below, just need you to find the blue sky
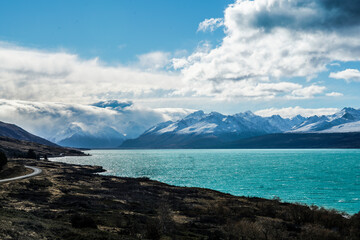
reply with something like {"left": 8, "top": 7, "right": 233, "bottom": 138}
{"left": 0, "top": 0, "right": 359, "bottom": 116}
{"left": 0, "top": 0, "right": 228, "bottom": 63}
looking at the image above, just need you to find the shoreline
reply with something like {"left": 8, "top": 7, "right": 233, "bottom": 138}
{"left": 86, "top": 169, "right": 357, "bottom": 217}
{"left": 50, "top": 149, "right": 360, "bottom": 216}
{"left": 0, "top": 158, "right": 359, "bottom": 239}
{"left": 54, "top": 157, "right": 357, "bottom": 216}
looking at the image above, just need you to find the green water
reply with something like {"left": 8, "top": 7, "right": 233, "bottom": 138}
{"left": 52, "top": 149, "right": 360, "bottom": 214}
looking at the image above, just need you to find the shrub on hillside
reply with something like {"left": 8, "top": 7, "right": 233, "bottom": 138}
{"left": 71, "top": 214, "right": 97, "bottom": 229}
{"left": 26, "top": 149, "right": 37, "bottom": 159}
{"left": 0, "top": 150, "right": 7, "bottom": 170}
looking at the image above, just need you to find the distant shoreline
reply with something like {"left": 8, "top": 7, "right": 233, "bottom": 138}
{"left": 119, "top": 132, "right": 360, "bottom": 149}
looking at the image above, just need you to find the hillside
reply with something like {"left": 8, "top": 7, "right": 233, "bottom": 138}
{"left": 0, "top": 136, "right": 85, "bottom": 158}
{"left": 0, "top": 121, "right": 56, "bottom": 147}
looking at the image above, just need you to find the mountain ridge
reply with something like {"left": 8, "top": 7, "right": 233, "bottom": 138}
{"left": 56, "top": 125, "right": 126, "bottom": 149}
{"left": 120, "top": 107, "right": 360, "bottom": 149}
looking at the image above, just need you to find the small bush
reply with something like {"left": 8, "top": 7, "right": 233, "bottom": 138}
{"left": 71, "top": 214, "right": 97, "bottom": 229}
{"left": 26, "top": 179, "right": 53, "bottom": 190}
{"left": 0, "top": 150, "right": 7, "bottom": 170}
{"left": 145, "top": 218, "right": 161, "bottom": 240}
{"left": 26, "top": 149, "right": 37, "bottom": 159}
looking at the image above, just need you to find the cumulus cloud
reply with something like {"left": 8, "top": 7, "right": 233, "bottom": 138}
{"left": 238, "top": 0, "right": 360, "bottom": 31}
{"left": 255, "top": 106, "right": 339, "bottom": 118}
{"left": 173, "top": 0, "right": 360, "bottom": 99}
{"left": 329, "top": 69, "right": 360, "bottom": 82}
{"left": 1, "top": 0, "right": 358, "bottom": 109}
{"left": 0, "top": 43, "right": 183, "bottom": 103}
{"left": 0, "top": 99, "right": 194, "bottom": 142}
{"left": 197, "top": 18, "right": 224, "bottom": 32}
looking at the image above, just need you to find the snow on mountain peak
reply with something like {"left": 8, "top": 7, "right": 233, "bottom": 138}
{"left": 184, "top": 110, "right": 205, "bottom": 120}
{"left": 291, "top": 107, "right": 360, "bottom": 132}
{"left": 139, "top": 107, "right": 360, "bottom": 139}
{"left": 340, "top": 107, "right": 360, "bottom": 118}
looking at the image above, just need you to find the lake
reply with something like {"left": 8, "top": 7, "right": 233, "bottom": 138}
{"left": 51, "top": 149, "right": 360, "bottom": 214}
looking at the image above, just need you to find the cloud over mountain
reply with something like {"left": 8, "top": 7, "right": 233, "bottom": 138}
{"left": 0, "top": 99, "right": 194, "bottom": 143}
{"left": 255, "top": 106, "right": 339, "bottom": 118}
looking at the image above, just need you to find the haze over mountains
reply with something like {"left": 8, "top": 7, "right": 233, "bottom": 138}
{"left": 120, "top": 107, "right": 360, "bottom": 149}
{"left": 0, "top": 99, "right": 194, "bottom": 149}
{"left": 0, "top": 99, "right": 359, "bottom": 149}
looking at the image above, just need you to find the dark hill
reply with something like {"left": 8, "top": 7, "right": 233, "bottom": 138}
{"left": 223, "top": 132, "right": 360, "bottom": 149}
{"left": 0, "top": 136, "right": 85, "bottom": 158}
{"left": 120, "top": 132, "right": 360, "bottom": 149}
{"left": 0, "top": 121, "right": 56, "bottom": 147}
{"left": 120, "top": 132, "right": 262, "bottom": 149}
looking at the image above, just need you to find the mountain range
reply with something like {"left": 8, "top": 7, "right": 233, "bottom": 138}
{"left": 1, "top": 107, "right": 359, "bottom": 149}
{"left": 44, "top": 100, "right": 193, "bottom": 149}
{"left": 53, "top": 123, "right": 126, "bottom": 149}
{"left": 120, "top": 107, "right": 360, "bottom": 149}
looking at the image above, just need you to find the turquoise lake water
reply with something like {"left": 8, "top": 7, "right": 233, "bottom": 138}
{"left": 51, "top": 149, "right": 360, "bottom": 214}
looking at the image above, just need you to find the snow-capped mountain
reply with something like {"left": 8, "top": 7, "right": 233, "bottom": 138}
{"left": 120, "top": 110, "right": 298, "bottom": 148}
{"left": 265, "top": 114, "right": 306, "bottom": 132}
{"left": 120, "top": 107, "right": 360, "bottom": 148}
{"left": 56, "top": 125, "right": 126, "bottom": 149}
{"left": 291, "top": 107, "right": 360, "bottom": 133}
{"left": 144, "top": 110, "right": 281, "bottom": 137}
{"left": 48, "top": 120, "right": 126, "bottom": 149}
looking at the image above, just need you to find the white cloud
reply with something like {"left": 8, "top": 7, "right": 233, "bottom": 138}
{"left": 154, "top": 108, "right": 196, "bottom": 121}
{"left": 136, "top": 51, "right": 171, "bottom": 70}
{"left": 197, "top": 18, "right": 224, "bottom": 32}
{"left": 0, "top": 43, "right": 183, "bottom": 103}
{"left": 1, "top": 0, "right": 358, "bottom": 110}
{"left": 326, "top": 92, "right": 343, "bottom": 97}
{"left": 329, "top": 69, "right": 360, "bottom": 82}
{"left": 289, "top": 85, "right": 326, "bottom": 99}
{"left": 255, "top": 107, "right": 339, "bottom": 118}
{"left": 0, "top": 99, "right": 194, "bottom": 141}
{"left": 173, "top": 0, "right": 360, "bottom": 99}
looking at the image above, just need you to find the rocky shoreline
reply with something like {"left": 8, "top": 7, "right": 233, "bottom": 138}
{"left": 0, "top": 158, "right": 359, "bottom": 240}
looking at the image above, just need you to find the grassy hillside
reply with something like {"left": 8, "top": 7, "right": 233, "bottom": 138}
{"left": 0, "top": 136, "right": 85, "bottom": 158}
